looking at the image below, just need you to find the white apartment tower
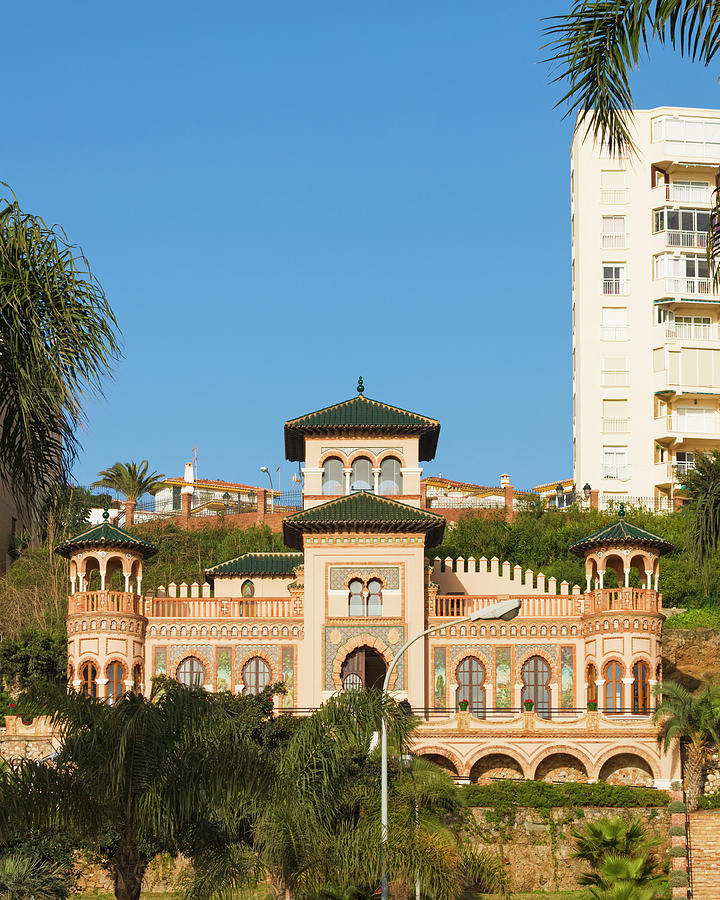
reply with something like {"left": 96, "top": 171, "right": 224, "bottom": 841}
{"left": 572, "top": 106, "right": 720, "bottom": 507}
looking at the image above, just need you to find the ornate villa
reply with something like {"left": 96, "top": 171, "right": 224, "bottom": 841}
{"left": 57, "top": 383, "right": 680, "bottom": 788}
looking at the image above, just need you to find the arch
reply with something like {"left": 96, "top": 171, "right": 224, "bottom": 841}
{"left": 241, "top": 656, "right": 271, "bottom": 695}
{"left": 105, "top": 554, "right": 126, "bottom": 590}
{"left": 597, "top": 751, "right": 657, "bottom": 786}
{"left": 603, "top": 659, "right": 624, "bottom": 713}
{"left": 83, "top": 556, "right": 101, "bottom": 590}
{"left": 415, "top": 744, "right": 464, "bottom": 776}
{"left": 420, "top": 753, "right": 459, "bottom": 776}
{"left": 470, "top": 752, "right": 525, "bottom": 783}
{"left": 241, "top": 579, "right": 255, "bottom": 598}
{"left": 515, "top": 647, "right": 557, "bottom": 682}
{"left": 468, "top": 746, "right": 530, "bottom": 781}
{"left": 79, "top": 660, "right": 98, "bottom": 697}
{"left": 341, "top": 646, "right": 387, "bottom": 690}
{"left": 350, "top": 456, "right": 373, "bottom": 492}
{"left": 632, "top": 659, "right": 651, "bottom": 713}
{"left": 106, "top": 660, "right": 126, "bottom": 701}
{"left": 601, "top": 553, "right": 624, "bottom": 586}
{"left": 455, "top": 656, "right": 486, "bottom": 718}
{"left": 630, "top": 553, "right": 651, "bottom": 584}
{"left": 532, "top": 751, "right": 590, "bottom": 783}
{"left": 321, "top": 456, "right": 344, "bottom": 496}
{"left": 176, "top": 656, "right": 206, "bottom": 688}
{"left": 520, "top": 655, "right": 552, "bottom": 719}
{"left": 379, "top": 456, "right": 403, "bottom": 495}
{"left": 331, "top": 634, "right": 398, "bottom": 690}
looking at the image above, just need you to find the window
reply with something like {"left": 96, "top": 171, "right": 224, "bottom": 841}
{"left": 601, "top": 357, "right": 629, "bottom": 386}
{"left": 673, "top": 315, "right": 711, "bottom": 340}
{"left": 241, "top": 580, "right": 255, "bottom": 598}
{"left": 652, "top": 115, "right": 720, "bottom": 159}
{"left": 80, "top": 662, "right": 98, "bottom": 698}
{"left": 602, "top": 264, "right": 627, "bottom": 294}
{"left": 600, "top": 170, "right": 627, "bottom": 203}
{"left": 676, "top": 451, "right": 695, "bottom": 476}
{"left": 172, "top": 485, "right": 182, "bottom": 511}
{"left": 521, "top": 656, "right": 551, "bottom": 719}
{"left": 672, "top": 181, "right": 712, "bottom": 202}
{"left": 655, "top": 208, "right": 710, "bottom": 244}
{"left": 587, "top": 664, "right": 598, "bottom": 706}
{"left": 603, "top": 446, "right": 629, "bottom": 479}
{"left": 350, "top": 457, "right": 373, "bottom": 492}
{"left": 633, "top": 660, "right": 650, "bottom": 713}
{"left": 106, "top": 662, "right": 124, "bottom": 701}
{"left": 602, "top": 399, "right": 629, "bottom": 433}
{"left": 348, "top": 578, "right": 382, "bottom": 616}
{"left": 601, "top": 307, "right": 628, "bottom": 341}
{"left": 604, "top": 661, "right": 623, "bottom": 713}
{"left": 654, "top": 253, "right": 709, "bottom": 293}
{"left": 379, "top": 457, "right": 402, "bottom": 495}
{"left": 456, "top": 657, "right": 485, "bottom": 717}
{"left": 177, "top": 657, "right": 205, "bottom": 687}
{"left": 322, "top": 457, "right": 344, "bottom": 495}
{"left": 677, "top": 406, "right": 719, "bottom": 434}
{"left": 242, "top": 657, "right": 271, "bottom": 695}
{"left": 602, "top": 216, "right": 626, "bottom": 248}
{"left": 653, "top": 208, "right": 665, "bottom": 233}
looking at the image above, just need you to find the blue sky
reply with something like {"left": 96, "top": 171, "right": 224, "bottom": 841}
{"left": 4, "top": 2, "right": 720, "bottom": 493}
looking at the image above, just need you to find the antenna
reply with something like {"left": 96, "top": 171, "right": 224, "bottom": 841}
{"left": 192, "top": 447, "right": 198, "bottom": 482}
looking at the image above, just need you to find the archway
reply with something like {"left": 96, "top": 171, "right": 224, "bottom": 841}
{"left": 598, "top": 753, "right": 654, "bottom": 786}
{"left": 470, "top": 753, "right": 524, "bottom": 783}
{"left": 340, "top": 646, "right": 387, "bottom": 690}
{"left": 420, "top": 753, "right": 458, "bottom": 776}
{"left": 534, "top": 753, "right": 589, "bottom": 783}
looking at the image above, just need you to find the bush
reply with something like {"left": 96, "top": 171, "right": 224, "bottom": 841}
{"left": 461, "top": 780, "right": 669, "bottom": 809}
{"left": 0, "top": 630, "right": 66, "bottom": 690}
{"left": 669, "top": 871, "right": 689, "bottom": 887}
{"left": 669, "top": 845, "right": 687, "bottom": 857}
{"left": 667, "top": 800, "right": 686, "bottom": 813}
{"left": 669, "top": 825, "right": 686, "bottom": 836}
{"left": 664, "top": 606, "right": 720, "bottom": 630}
{"left": 697, "top": 789, "right": 720, "bottom": 809}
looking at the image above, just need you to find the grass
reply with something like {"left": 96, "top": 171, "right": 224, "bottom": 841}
{"left": 663, "top": 605, "right": 720, "bottom": 629}
{"left": 475, "top": 893, "right": 584, "bottom": 899}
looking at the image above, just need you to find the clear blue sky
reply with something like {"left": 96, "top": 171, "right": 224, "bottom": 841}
{"left": 5, "top": 2, "right": 720, "bottom": 492}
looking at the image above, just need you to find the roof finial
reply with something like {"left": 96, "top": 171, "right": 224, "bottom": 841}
{"left": 618, "top": 502, "right": 626, "bottom": 519}
{"left": 357, "top": 376, "right": 364, "bottom": 394}
{"left": 102, "top": 502, "right": 110, "bottom": 522}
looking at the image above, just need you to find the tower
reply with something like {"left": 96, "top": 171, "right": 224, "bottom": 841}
{"left": 55, "top": 510, "right": 158, "bottom": 699}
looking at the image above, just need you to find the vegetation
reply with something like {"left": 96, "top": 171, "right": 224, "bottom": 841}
{"left": 653, "top": 680, "right": 720, "bottom": 809}
{"left": 461, "top": 780, "right": 669, "bottom": 810}
{"left": 0, "top": 187, "right": 120, "bottom": 523}
{"left": 0, "top": 629, "right": 66, "bottom": 692}
{"left": 0, "top": 851, "right": 74, "bottom": 899}
{"left": 92, "top": 461, "right": 166, "bottom": 504}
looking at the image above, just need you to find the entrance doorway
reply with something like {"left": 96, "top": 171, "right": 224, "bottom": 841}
{"left": 341, "top": 646, "right": 387, "bottom": 690}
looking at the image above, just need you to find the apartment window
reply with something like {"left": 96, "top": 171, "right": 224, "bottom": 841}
{"left": 602, "top": 264, "right": 627, "bottom": 294}
{"left": 601, "top": 307, "right": 628, "bottom": 341}
{"left": 602, "top": 399, "right": 629, "bottom": 433}
{"left": 676, "top": 451, "right": 695, "bottom": 476}
{"left": 603, "top": 446, "right": 629, "bottom": 480}
{"left": 677, "top": 406, "right": 719, "bottom": 434}
{"left": 653, "top": 208, "right": 665, "bottom": 233}
{"left": 601, "top": 356, "right": 629, "bottom": 385}
{"left": 677, "top": 347, "right": 720, "bottom": 386}
{"left": 602, "top": 216, "right": 626, "bottom": 249}
{"left": 600, "top": 170, "right": 627, "bottom": 203}
{"left": 673, "top": 315, "right": 711, "bottom": 340}
{"left": 672, "top": 180, "right": 712, "bottom": 202}
{"left": 654, "top": 253, "right": 709, "bottom": 293}
{"left": 657, "top": 208, "right": 710, "bottom": 248}
{"left": 652, "top": 115, "right": 720, "bottom": 158}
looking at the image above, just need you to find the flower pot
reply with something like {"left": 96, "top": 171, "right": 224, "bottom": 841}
{"left": 458, "top": 701, "right": 469, "bottom": 712}
{"left": 587, "top": 702, "right": 598, "bottom": 711}
{"left": 524, "top": 701, "right": 534, "bottom": 712}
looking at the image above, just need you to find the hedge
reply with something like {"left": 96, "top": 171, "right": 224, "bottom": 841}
{"left": 669, "top": 825, "right": 686, "bottom": 836}
{"left": 461, "top": 780, "right": 669, "bottom": 809}
{"left": 668, "top": 800, "right": 687, "bottom": 813}
{"left": 698, "top": 789, "right": 720, "bottom": 810}
{"left": 669, "top": 846, "right": 687, "bottom": 857}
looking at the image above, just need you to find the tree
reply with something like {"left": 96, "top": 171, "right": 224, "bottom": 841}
{"left": 0, "top": 629, "right": 66, "bottom": 693}
{"left": 92, "top": 461, "right": 165, "bottom": 526}
{"left": 0, "top": 851, "right": 74, "bottom": 900}
{"left": 0, "top": 680, "right": 266, "bottom": 900}
{"left": 0, "top": 188, "right": 120, "bottom": 524}
{"left": 573, "top": 817, "right": 665, "bottom": 898}
{"left": 679, "top": 451, "right": 720, "bottom": 593}
{"left": 654, "top": 680, "right": 720, "bottom": 809}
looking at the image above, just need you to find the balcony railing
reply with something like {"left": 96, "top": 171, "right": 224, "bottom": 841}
{"left": 149, "top": 597, "right": 295, "bottom": 618}
{"left": 602, "top": 465, "right": 631, "bottom": 480}
{"left": 656, "top": 276, "right": 711, "bottom": 297}
{"left": 70, "top": 591, "right": 142, "bottom": 615}
{"left": 602, "top": 417, "right": 630, "bottom": 433}
{"left": 600, "top": 326, "right": 628, "bottom": 341}
{"left": 653, "top": 182, "right": 713, "bottom": 203}
{"left": 654, "top": 415, "right": 720, "bottom": 436}
{"left": 666, "top": 230, "right": 708, "bottom": 249}
{"left": 433, "top": 594, "right": 581, "bottom": 618}
{"left": 602, "top": 279, "right": 630, "bottom": 295}
{"left": 660, "top": 324, "right": 715, "bottom": 342}
{"left": 601, "top": 233, "right": 629, "bottom": 249}
{"left": 583, "top": 587, "right": 660, "bottom": 613}
{"left": 600, "top": 188, "right": 629, "bottom": 204}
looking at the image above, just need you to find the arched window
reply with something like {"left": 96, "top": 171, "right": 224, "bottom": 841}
{"left": 456, "top": 657, "right": 485, "bottom": 717}
{"left": 80, "top": 662, "right": 98, "bottom": 698}
{"left": 633, "top": 660, "right": 650, "bottom": 713}
{"left": 521, "top": 656, "right": 551, "bottom": 719}
{"left": 322, "top": 457, "right": 344, "bottom": 495}
{"left": 132, "top": 664, "right": 143, "bottom": 694}
{"left": 177, "top": 657, "right": 205, "bottom": 688}
{"left": 587, "top": 663, "right": 598, "bottom": 706}
{"left": 367, "top": 579, "right": 382, "bottom": 615}
{"left": 340, "top": 646, "right": 386, "bottom": 690}
{"left": 241, "top": 580, "right": 255, "bottom": 598}
{"left": 604, "top": 661, "right": 623, "bottom": 713}
{"left": 242, "top": 657, "right": 271, "bottom": 695}
{"left": 350, "top": 457, "right": 373, "bottom": 492}
{"left": 343, "top": 672, "right": 363, "bottom": 690}
{"left": 106, "top": 662, "right": 124, "bottom": 702}
{"left": 348, "top": 579, "right": 364, "bottom": 616}
{"left": 379, "top": 457, "right": 402, "bottom": 495}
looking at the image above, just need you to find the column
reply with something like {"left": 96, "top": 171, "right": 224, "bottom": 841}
{"left": 598, "top": 570, "right": 605, "bottom": 588}
{"left": 70, "top": 577, "right": 76, "bottom": 594}
{"left": 622, "top": 677, "right": 634, "bottom": 713}
{"left": 100, "top": 572, "right": 106, "bottom": 590}
{"left": 586, "top": 574, "right": 592, "bottom": 592}
{"left": 596, "top": 678, "right": 605, "bottom": 710}
{"left": 514, "top": 682, "right": 523, "bottom": 709}
{"left": 624, "top": 568, "right": 630, "bottom": 587}
{"left": 372, "top": 467, "right": 381, "bottom": 494}
{"left": 343, "top": 468, "right": 351, "bottom": 494}
{"left": 648, "top": 678, "right": 658, "bottom": 710}
{"left": 124, "top": 573, "right": 130, "bottom": 592}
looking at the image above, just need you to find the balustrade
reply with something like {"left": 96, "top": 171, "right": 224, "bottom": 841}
{"left": 583, "top": 588, "right": 660, "bottom": 613}
{"left": 433, "top": 594, "right": 581, "bottom": 618}
{"left": 149, "top": 597, "right": 294, "bottom": 619}
{"left": 70, "top": 591, "right": 141, "bottom": 615}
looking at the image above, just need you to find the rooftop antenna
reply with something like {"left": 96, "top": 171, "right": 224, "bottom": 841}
{"left": 192, "top": 446, "right": 198, "bottom": 482}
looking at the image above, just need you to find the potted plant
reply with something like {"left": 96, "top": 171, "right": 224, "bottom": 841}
{"left": 587, "top": 701, "right": 598, "bottom": 711}
{"left": 524, "top": 699, "right": 534, "bottom": 712}
{"left": 458, "top": 699, "right": 469, "bottom": 712}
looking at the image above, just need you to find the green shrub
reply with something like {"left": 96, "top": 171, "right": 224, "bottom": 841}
{"left": 461, "top": 780, "right": 669, "bottom": 809}
{"left": 664, "top": 606, "right": 720, "bottom": 630}
{"left": 669, "top": 871, "right": 689, "bottom": 887}
{"left": 697, "top": 789, "right": 720, "bottom": 809}
{"left": 669, "top": 846, "right": 686, "bottom": 857}
{"left": 668, "top": 800, "right": 686, "bottom": 813}
{"left": 669, "top": 825, "right": 686, "bottom": 836}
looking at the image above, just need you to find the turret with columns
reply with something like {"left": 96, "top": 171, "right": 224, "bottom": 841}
{"left": 55, "top": 509, "right": 158, "bottom": 699}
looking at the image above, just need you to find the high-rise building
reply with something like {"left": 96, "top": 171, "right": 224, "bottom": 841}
{"left": 572, "top": 106, "right": 720, "bottom": 507}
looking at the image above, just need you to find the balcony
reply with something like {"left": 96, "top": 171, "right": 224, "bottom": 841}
{"left": 601, "top": 233, "right": 629, "bottom": 250}
{"left": 654, "top": 276, "right": 713, "bottom": 300}
{"left": 602, "top": 279, "right": 630, "bottom": 296}
{"left": 70, "top": 591, "right": 142, "bottom": 615}
{"left": 600, "top": 188, "right": 629, "bottom": 204}
{"left": 665, "top": 230, "right": 708, "bottom": 250}
{"left": 582, "top": 588, "right": 660, "bottom": 614}
{"left": 433, "top": 594, "right": 581, "bottom": 619}
{"left": 600, "top": 326, "right": 629, "bottom": 341}
{"left": 602, "top": 417, "right": 630, "bottom": 434}
{"left": 652, "top": 182, "right": 714, "bottom": 204}
{"left": 149, "top": 597, "right": 297, "bottom": 618}
{"left": 654, "top": 323, "right": 718, "bottom": 343}
{"left": 654, "top": 414, "right": 720, "bottom": 439}
{"left": 602, "top": 465, "right": 631, "bottom": 481}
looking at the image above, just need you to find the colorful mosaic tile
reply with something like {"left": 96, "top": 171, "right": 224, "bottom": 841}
{"left": 329, "top": 566, "right": 400, "bottom": 590}
{"left": 324, "top": 625, "right": 405, "bottom": 690}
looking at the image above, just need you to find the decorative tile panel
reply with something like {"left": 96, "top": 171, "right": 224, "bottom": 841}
{"left": 433, "top": 646, "right": 447, "bottom": 707}
{"left": 324, "top": 625, "right": 405, "bottom": 691}
{"left": 561, "top": 645, "right": 574, "bottom": 708}
{"left": 216, "top": 647, "right": 232, "bottom": 692}
{"left": 329, "top": 567, "right": 400, "bottom": 590}
{"left": 495, "top": 646, "right": 511, "bottom": 708}
{"left": 281, "top": 645, "right": 295, "bottom": 708}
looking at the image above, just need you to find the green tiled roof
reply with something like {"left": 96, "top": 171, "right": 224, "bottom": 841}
{"left": 283, "top": 491, "right": 446, "bottom": 549}
{"left": 569, "top": 519, "right": 673, "bottom": 556}
{"left": 284, "top": 394, "right": 441, "bottom": 461}
{"left": 205, "top": 552, "right": 303, "bottom": 581}
{"left": 55, "top": 521, "right": 158, "bottom": 559}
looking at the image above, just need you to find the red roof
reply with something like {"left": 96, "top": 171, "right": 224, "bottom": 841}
{"left": 157, "top": 477, "right": 265, "bottom": 492}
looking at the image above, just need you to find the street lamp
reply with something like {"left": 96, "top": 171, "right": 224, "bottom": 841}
{"left": 260, "top": 466, "right": 274, "bottom": 513}
{"left": 583, "top": 483, "right": 592, "bottom": 503}
{"left": 555, "top": 483, "right": 564, "bottom": 508}
{"left": 379, "top": 597, "right": 521, "bottom": 899}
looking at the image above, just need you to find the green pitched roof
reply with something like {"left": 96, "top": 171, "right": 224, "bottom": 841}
{"left": 569, "top": 519, "right": 673, "bottom": 556}
{"left": 282, "top": 492, "right": 446, "bottom": 549}
{"left": 205, "top": 552, "right": 303, "bottom": 582}
{"left": 55, "top": 520, "right": 158, "bottom": 559}
{"left": 284, "top": 394, "right": 441, "bottom": 461}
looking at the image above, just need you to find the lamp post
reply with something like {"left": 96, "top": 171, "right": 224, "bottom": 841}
{"left": 583, "top": 483, "right": 592, "bottom": 505}
{"left": 260, "top": 466, "right": 274, "bottom": 513}
{"left": 379, "top": 597, "right": 522, "bottom": 900}
{"left": 555, "top": 483, "right": 564, "bottom": 509}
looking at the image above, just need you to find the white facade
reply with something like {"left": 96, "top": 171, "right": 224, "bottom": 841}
{"left": 572, "top": 106, "right": 720, "bottom": 505}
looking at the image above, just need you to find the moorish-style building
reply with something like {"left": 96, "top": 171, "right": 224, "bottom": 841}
{"left": 58, "top": 383, "right": 680, "bottom": 787}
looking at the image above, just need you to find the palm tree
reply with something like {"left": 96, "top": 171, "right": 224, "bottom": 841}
{"left": 0, "top": 188, "right": 120, "bottom": 527}
{"left": 573, "top": 817, "right": 665, "bottom": 898}
{"left": 572, "top": 817, "right": 656, "bottom": 872}
{"left": 0, "top": 851, "right": 74, "bottom": 899}
{"left": 92, "top": 461, "right": 165, "bottom": 526}
{"left": 654, "top": 680, "right": 720, "bottom": 809}
{"left": 678, "top": 450, "right": 720, "bottom": 593}
{"left": 0, "top": 681, "right": 266, "bottom": 900}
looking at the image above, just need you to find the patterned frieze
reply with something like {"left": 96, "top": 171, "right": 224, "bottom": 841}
{"left": 329, "top": 566, "right": 400, "bottom": 590}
